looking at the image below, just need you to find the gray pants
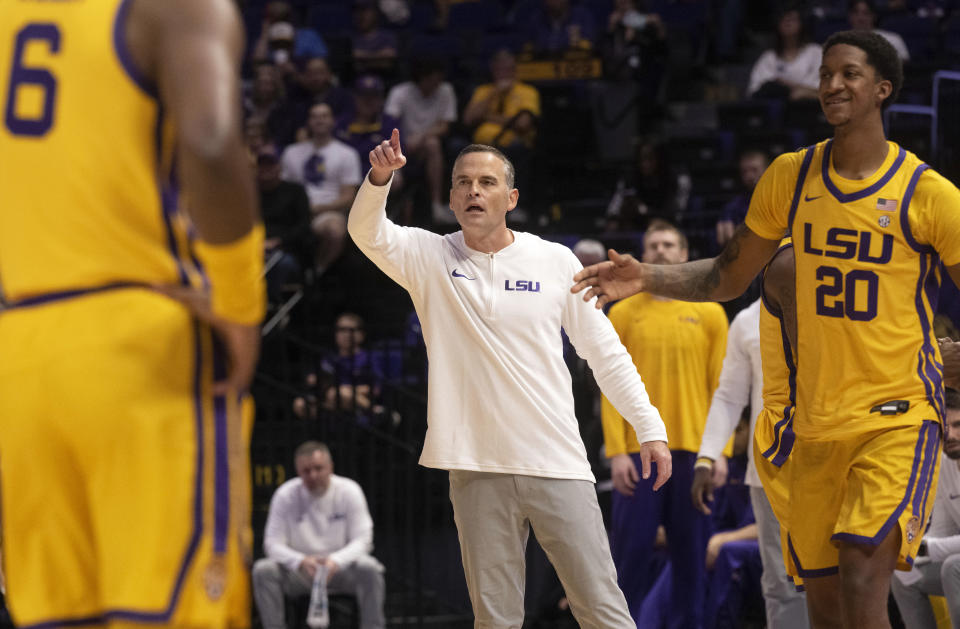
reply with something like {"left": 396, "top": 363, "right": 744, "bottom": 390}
{"left": 448, "top": 470, "right": 634, "bottom": 629}
{"left": 751, "top": 486, "right": 809, "bottom": 629}
{"left": 252, "top": 555, "right": 386, "bottom": 629}
{"left": 891, "top": 554, "right": 960, "bottom": 629}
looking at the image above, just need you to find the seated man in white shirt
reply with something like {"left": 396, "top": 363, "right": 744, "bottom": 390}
{"left": 253, "top": 441, "right": 385, "bottom": 629}
{"left": 891, "top": 388, "right": 960, "bottom": 629}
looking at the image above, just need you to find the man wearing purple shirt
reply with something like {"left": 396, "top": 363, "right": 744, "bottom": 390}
{"left": 336, "top": 75, "right": 401, "bottom": 159}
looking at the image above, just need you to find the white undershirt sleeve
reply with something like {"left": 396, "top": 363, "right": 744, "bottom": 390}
{"left": 699, "top": 314, "right": 752, "bottom": 460}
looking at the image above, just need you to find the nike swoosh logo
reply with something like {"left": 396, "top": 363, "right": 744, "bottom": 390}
{"left": 451, "top": 269, "right": 476, "bottom": 280}
{"left": 951, "top": 493, "right": 960, "bottom": 500}
{"left": 804, "top": 194, "right": 822, "bottom": 202}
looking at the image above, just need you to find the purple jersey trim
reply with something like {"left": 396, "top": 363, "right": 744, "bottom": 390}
{"left": 112, "top": 0, "right": 158, "bottom": 98}
{"left": 2, "top": 282, "right": 148, "bottom": 310}
{"left": 760, "top": 310, "right": 797, "bottom": 467}
{"left": 900, "top": 163, "right": 946, "bottom": 420}
{"left": 786, "top": 147, "right": 816, "bottom": 230}
{"left": 769, "top": 315, "right": 797, "bottom": 467}
{"left": 828, "top": 421, "right": 935, "bottom": 547}
{"left": 900, "top": 164, "right": 934, "bottom": 254}
{"left": 787, "top": 534, "right": 839, "bottom": 578}
{"left": 821, "top": 140, "right": 907, "bottom": 203}
{"left": 914, "top": 253, "right": 946, "bottom": 422}
{"left": 17, "top": 325, "right": 206, "bottom": 629}
{"left": 154, "top": 108, "right": 190, "bottom": 287}
{"left": 212, "top": 337, "right": 230, "bottom": 554}
{"left": 916, "top": 422, "right": 941, "bottom": 529}
{"left": 759, "top": 242, "right": 795, "bottom": 317}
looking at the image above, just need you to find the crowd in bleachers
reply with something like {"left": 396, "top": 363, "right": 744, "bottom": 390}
{"left": 243, "top": 0, "right": 960, "bottom": 626}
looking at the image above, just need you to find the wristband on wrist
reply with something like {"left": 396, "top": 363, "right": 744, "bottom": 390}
{"left": 194, "top": 224, "right": 266, "bottom": 326}
{"left": 694, "top": 456, "right": 714, "bottom": 470}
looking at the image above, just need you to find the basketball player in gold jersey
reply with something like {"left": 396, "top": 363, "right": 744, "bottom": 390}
{"left": 574, "top": 30, "right": 960, "bottom": 629}
{"left": 0, "top": 0, "right": 263, "bottom": 627}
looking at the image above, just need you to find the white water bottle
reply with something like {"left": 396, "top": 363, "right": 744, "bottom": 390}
{"left": 306, "top": 564, "right": 330, "bottom": 629}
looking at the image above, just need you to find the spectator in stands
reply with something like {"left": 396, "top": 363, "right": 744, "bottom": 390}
{"left": 464, "top": 50, "right": 540, "bottom": 151}
{"left": 337, "top": 75, "right": 401, "bottom": 161}
{"left": 245, "top": 63, "right": 297, "bottom": 148}
{"left": 257, "top": 149, "right": 313, "bottom": 300}
{"left": 715, "top": 149, "right": 770, "bottom": 246}
{"left": 525, "top": 0, "right": 597, "bottom": 55}
{"left": 319, "top": 313, "right": 384, "bottom": 414}
{"left": 747, "top": 4, "right": 821, "bottom": 101}
{"left": 891, "top": 388, "right": 960, "bottom": 628}
{"left": 251, "top": 1, "right": 328, "bottom": 64}
{"left": 602, "top": 0, "right": 667, "bottom": 83}
{"left": 384, "top": 57, "right": 458, "bottom": 224}
{"left": 602, "top": 220, "right": 728, "bottom": 628}
{"left": 605, "top": 140, "right": 684, "bottom": 231}
{"left": 281, "top": 103, "right": 363, "bottom": 274}
{"left": 847, "top": 0, "right": 910, "bottom": 60}
{"left": 463, "top": 49, "right": 539, "bottom": 199}
{"left": 351, "top": 0, "right": 398, "bottom": 75}
{"left": 289, "top": 57, "right": 354, "bottom": 126}
{"left": 253, "top": 441, "right": 385, "bottom": 629}
{"left": 245, "top": 116, "right": 279, "bottom": 163}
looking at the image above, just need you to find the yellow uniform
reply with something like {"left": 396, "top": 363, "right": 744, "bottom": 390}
{"left": 753, "top": 242, "right": 797, "bottom": 517}
{"left": 467, "top": 81, "right": 540, "bottom": 148}
{"left": 752, "top": 241, "right": 801, "bottom": 585}
{"left": 746, "top": 139, "right": 960, "bottom": 575}
{"left": 602, "top": 293, "right": 728, "bottom": 455}
{"left": 0, "top": 1, "right": 255, "bottom": 627}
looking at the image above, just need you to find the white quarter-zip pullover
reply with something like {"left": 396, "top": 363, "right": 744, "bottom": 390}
{"left": 348, "top": 173, "right": 667, "bottom": 481}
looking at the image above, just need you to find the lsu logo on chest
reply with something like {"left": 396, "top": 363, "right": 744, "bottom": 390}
{"left": 801, "top": 222, "right": 893, "bottom": 264}
{"left": 800, "top": 222, "right": 896, "bottom": 323}
{"left": 504, "top": 280, "right": 541, "bottom": 292}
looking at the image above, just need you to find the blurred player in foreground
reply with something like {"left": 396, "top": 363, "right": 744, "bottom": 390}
{"left": 0, "top": 0, "right": 264, "bottom": 626}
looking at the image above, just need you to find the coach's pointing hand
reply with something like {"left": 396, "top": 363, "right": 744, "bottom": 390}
{"left": 369, "top": 128, "right": 406, "bottom": 186}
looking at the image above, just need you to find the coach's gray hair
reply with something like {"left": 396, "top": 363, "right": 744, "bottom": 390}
{"left": 294, "top": 440, "right": 331, "bottom": 461}
{"left": 454, "top": 144, "right": 516, "bottom": 189}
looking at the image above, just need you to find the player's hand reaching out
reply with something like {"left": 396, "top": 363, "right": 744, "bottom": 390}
{"left": 369, "top": 128, "right": 406, "bottom": 186}
{"left": 571, "top": 249, "right": 646, "bottom": 309}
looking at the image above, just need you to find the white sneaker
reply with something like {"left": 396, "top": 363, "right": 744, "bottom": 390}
{"left": 432, "top": 201, "right": 457, "bottom": 224}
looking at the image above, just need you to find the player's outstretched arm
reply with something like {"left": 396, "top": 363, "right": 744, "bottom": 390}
{"left": 571, "top": 224, "right": 780, "bottom": 308}
{"left": 130, "top": 0, "right": 262, "bottom": 393}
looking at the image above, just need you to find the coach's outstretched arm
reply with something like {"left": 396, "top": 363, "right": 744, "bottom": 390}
{"left": 129, "top": 0, "right": 263, "bottom": 393}
{"left": 571, "top": 224, "right": 781, "bottom": 308}
{"left": 346, "top": 129, "right": 434, "bottom": 293}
